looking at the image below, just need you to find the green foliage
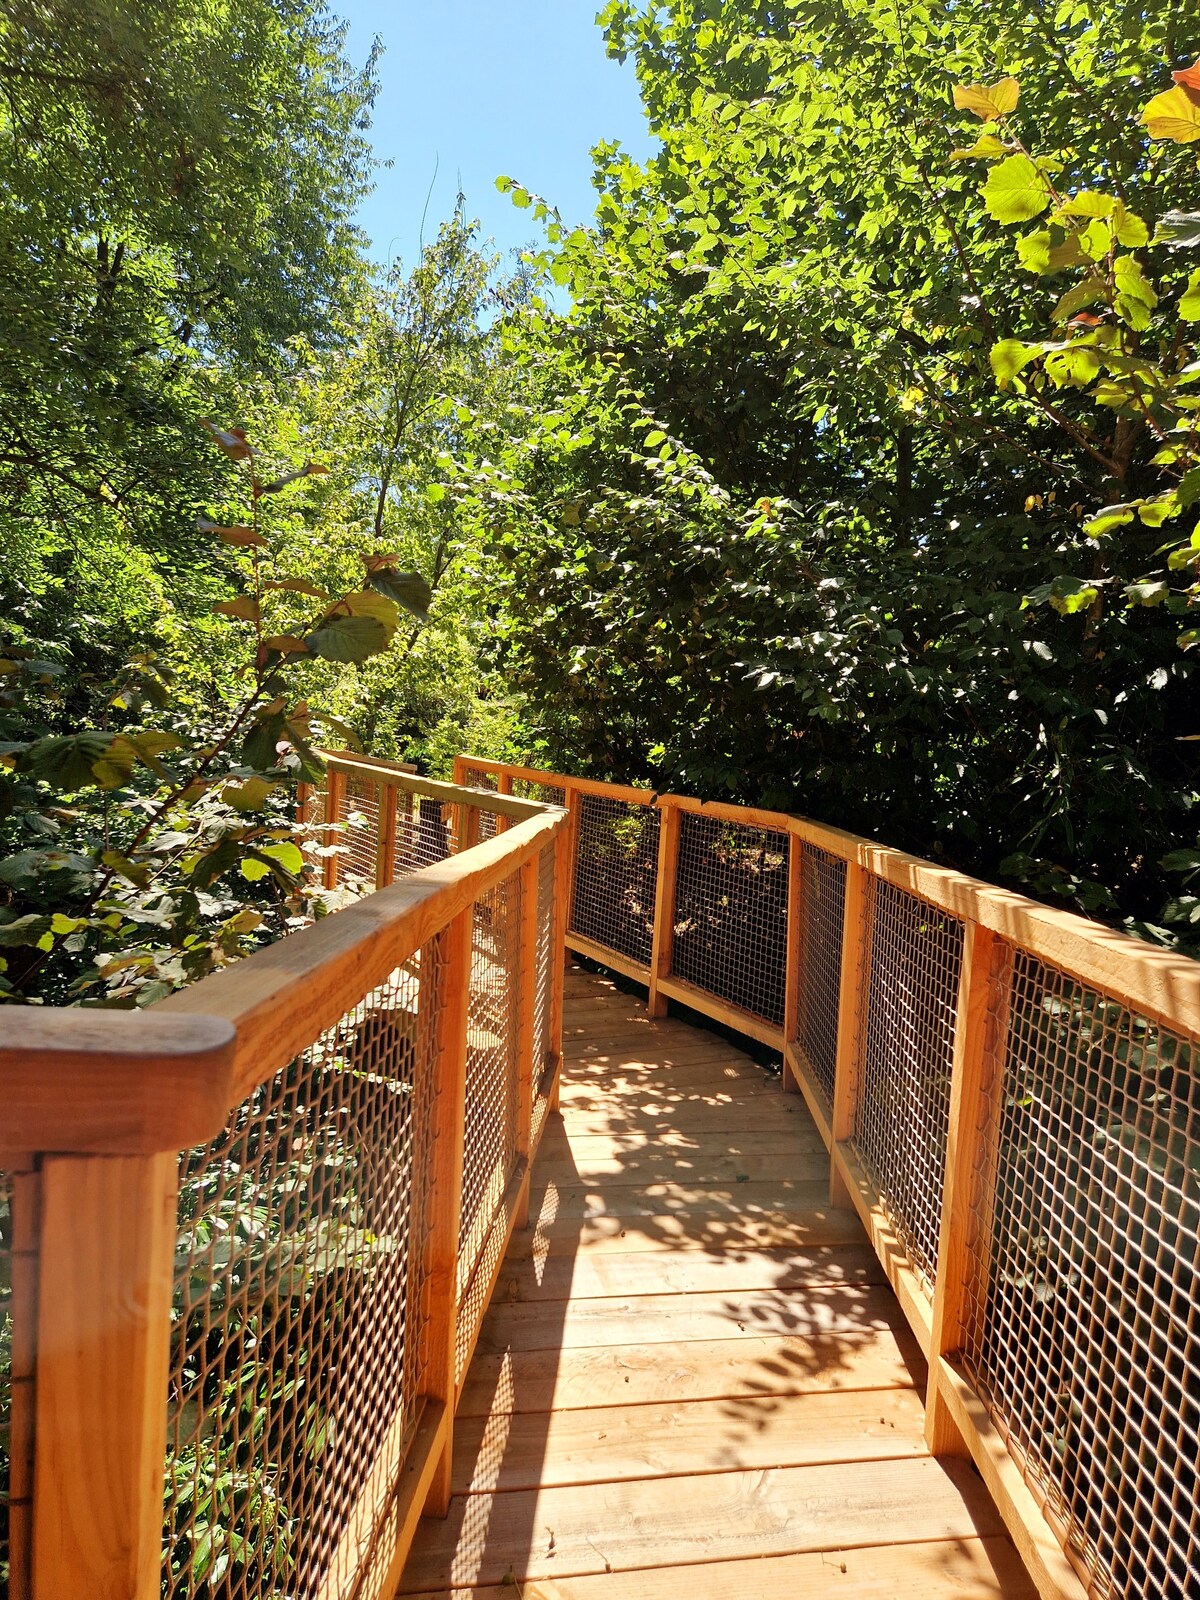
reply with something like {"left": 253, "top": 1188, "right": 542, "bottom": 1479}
{"left": 477, "top": 0, "right": 1198, "bottom": 947}
{"left": 0, "top": 424, "right": 426, "bottom": 1005}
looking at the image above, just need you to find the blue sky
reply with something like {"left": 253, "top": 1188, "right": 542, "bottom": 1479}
{"left": 335, "top": 1, "right": 656, "bottom": 273}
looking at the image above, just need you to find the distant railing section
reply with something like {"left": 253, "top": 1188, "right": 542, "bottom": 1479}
{"left": 0, "top": 761, "right": 568, "bottom": 1600}
{"left": 457, "top": 755, "right": 1200, "bottom": 1600}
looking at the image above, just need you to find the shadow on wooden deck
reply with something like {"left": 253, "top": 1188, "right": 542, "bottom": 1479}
{"left": 396, "top": 967, "right": 1035, "bottom": 1599}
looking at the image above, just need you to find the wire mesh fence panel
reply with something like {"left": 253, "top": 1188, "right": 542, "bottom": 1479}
{"left": 163, "top": 947, "right": 443, "bottom": 1600}
{"left": 570, "top": 794, "right": 660, "bottom": 968}
{"left": 512, "top": 777, "right": 567, "bottom": 808}
{"left": 671, "top": 813, "right": 790, "bottom": 1027}
{"left": 457, "top": 875, "right": 519, "bottom": 1313}
{"left": 961, "top": 952, "right": 1200, "bottom": 1600}
{"left": 339, "top": 773, "right": 382, "bottom": 892}
{"left": 795, "top": 846, "right": 847, "bottom": 1102}
{"left": 394, "top": 796, "right": 456, "bottom": 876}
{"left": 458, "top": 768, "right": 498, "bottom": 843}
{"left": 851, "top": 877, "right": 965, "bottom": 1288}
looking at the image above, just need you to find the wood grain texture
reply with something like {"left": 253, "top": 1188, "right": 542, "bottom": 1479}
{"left": 400, "top": 1455, "right": 1005, "bottom": 1590}
{"left": 32, "top": 1152, "right": 178, "bottom": 1600}
{"left": 402, "top": 969, "right": 1028, "bottom": 1600}
{"left": 396, "top": 1536, "right": 1039, "bottom": 1599}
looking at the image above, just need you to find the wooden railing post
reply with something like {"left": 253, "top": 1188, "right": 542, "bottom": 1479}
{"left": 782, "top": 833, "right": 804, "bottom": 1094}
{"left": 547, "top": 819, "right": 571, "bottom": 1086}
{"left": 925, "top": 923, "right": 1007, "bottom": 1454}
{"left": 829, "top": 861, "right": 870, "bottom": 1207}
{"left": 7, "top": 1156, "right": 39, "bottom": 1600}
{"left": 513, "top": 855, "right": 540, "bottom": 1228}
{"left": 417, "top": 906, "right": 473, "bottom": 1520}
{"left": 32, "top": 1150, "right": 179, "bottom": 1600}
{"left": 494, "top": 772, "right": 514, "bottom": 835}
{"left": 323, "top": 766, "right": 345, "bottom": 891}
{"left": 648, "top": 798, "right": 682, "bottom": 1019}
{"left": 561, "top": 783, "right": 581, "bottom": 973}
{"left": 376, "top": 780, "right": 399, "bottom": 888}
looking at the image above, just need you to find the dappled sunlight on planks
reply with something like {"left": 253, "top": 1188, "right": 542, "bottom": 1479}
{"left": 398, "top": 967, "right": 1034, "bottom": 1599}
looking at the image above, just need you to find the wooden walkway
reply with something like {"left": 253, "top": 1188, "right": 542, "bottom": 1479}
{"left": 398, "top": 967, "right": 1034, "bottom": 1598}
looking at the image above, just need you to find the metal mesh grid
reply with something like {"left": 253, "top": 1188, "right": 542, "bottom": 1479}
{"left": 394, "top": 795, "right": 455, "bottom": 877}
{"left": 569, "top": 794, "right": 660, "bottom": 967}
{"left": 961, "top": 952, "right": 1200, "bottom": 1600}
{"left": 163, "top": 946, "right": 443, "bottom": 1600}
{"left": 671, "top": 812, "right": 789, "bottom": 1026}
{"left": 457, "top": 876, "right": 520, "bottom": 1304}
{"left": 0, "top": 1168, "right": 13, "bottom": 1597}
{"left": 513, "top": 777, "right": 567, "bottom": 808}
{"left": 458, "top": 767, "right": 498, "bottom": 844}
{"left": 851, "top": 877, "right": 965, "bottom": 1287}
{"left": 339, "top": 773, "right": 382, "bottom": 891}
{"left": 795, "top": 846, "right": 848, "bottom": 1102}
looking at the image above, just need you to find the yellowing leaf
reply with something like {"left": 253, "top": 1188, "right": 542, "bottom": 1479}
{"left": 949, "top": 133, "right": 1008, "bottom": 161}
{"left": 990, "top": 339, "right": 1039, "bottom": 388}
{"left": 264, "top": 577, "right": 331, "bottom": 599}
{"left": 1142, "top": 86, "right": 1200, "bottom": 143}
{"left": 218, "top": 526, "right": 266, "bottom": 548}
{"left": 953, "top": 77, "right": 1020, "bottom": 120}
{"left": 212, "top": 596, "right": 261, "bottom": 622}
{"left": 263, "top": 634, "right": 310, "bottom": 655}
{"left": 983, "top": 154, "right": 1050, "bottom": 224}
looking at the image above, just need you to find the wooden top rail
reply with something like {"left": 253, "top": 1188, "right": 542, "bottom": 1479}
{"left": 325, "top": 754, "right": 554, "bottom": 824}
{"left": 463, "top": 756, "right": 1200, "bottom": 1039}
{"left": 0, "top": 808, "right": 565, "bottom": 1161}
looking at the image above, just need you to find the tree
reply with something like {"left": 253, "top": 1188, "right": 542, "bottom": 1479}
{"left": 479, "top": 0, "right": 1199, "bottom": 944}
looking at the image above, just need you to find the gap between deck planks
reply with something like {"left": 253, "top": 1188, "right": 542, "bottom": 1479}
{"left": 397, "top": 967, "right": 1035, "bottom": 1600}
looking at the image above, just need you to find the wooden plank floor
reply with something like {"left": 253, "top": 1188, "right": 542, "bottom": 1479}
{"left": 398, "top": 968, "right": 1034, "bottom": 1599}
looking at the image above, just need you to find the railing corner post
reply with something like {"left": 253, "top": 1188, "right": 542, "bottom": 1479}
{"left": 514, "top": 854, "right": 540, "bottom": 1228}
{"left": 32, "top": 1149, "right": 179, "bottom": 1600}
{"left": 648, "top": 798, "right": 682, "bottom": 1020}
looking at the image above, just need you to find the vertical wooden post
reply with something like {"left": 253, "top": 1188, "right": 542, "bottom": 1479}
{"left": 782, "top": 834, "right": 805, "bottom": 1094}
{"left": 323, "top": 767, "right": 345, "bottom": 891}
{"left": 925, "top": 924, "right": 1008, "bottom": 1455}
{"left": 417, "top": 907, "right": 472, "bottom": 1519}
{"left": 561, "top": 784, "right": 581, "bottom": 975}
{"left": 296, "top": 780, "right": 315, "bottom": 826}
{"left": 546, "top": 818, "right": 571, "bottom": 1089}
{"left": 459, "top": 803, "right": 482, "bottom": 855}
{"left": 376, "top": 781, "right": 399, "bottom": 889}
{"left": 7, "top": 1155, "right": 39, "bottom": 1600}
{"left": 829, "top": 862, "right": 870, "bottom": 1208}
{"left": 494, "top": 772, "right": 514, "bottom": 835}
{"left": 647, "top": 799, "right": 682, "bottom": 1020}
{"left": 513, "top": 855, "right": 541, "bottom": 1228}
{"left": 32, "top": 1150, "right": 179, "bottom": 1600}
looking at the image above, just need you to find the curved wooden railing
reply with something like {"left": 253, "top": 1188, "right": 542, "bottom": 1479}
{"left": 0, "top": 763, "right": 569, "bottom": 1600}
{"left": 456, "top": 756, "right": 1200, "bottom": 1600}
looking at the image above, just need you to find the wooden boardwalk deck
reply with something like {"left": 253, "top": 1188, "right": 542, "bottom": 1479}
{"left": 398, "top": 967, "right": 1034, "bottom": 1599}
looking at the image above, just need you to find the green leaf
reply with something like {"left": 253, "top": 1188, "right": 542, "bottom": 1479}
{"left": 1180, "top": 269, "right": 1200, "bottom": 322}
{"left": 983, "top": 155, "right": 1050, "bottom": 225}
{"left": 1153, "top": 211, "right": 1200, "bottom": 249}
{"left": 1085, "top": 503, "right": 1136, "bottom": 537}
{"left": 990, "top": 339, "right": 1039, "bottom": 388}
{"left": 21, "top": 733, "right": 126, "bottom": 791}
{"left": 239, "top": 857, "right": 270, "bottom": 882}
{"left": 259, "top": 841, "right": 304, "bottom": 875}
{"left": 365, "top": 566, "right": 433, "bottom": 621}
{"left": 304, "top": 614, "right": 390, "bottom": 663}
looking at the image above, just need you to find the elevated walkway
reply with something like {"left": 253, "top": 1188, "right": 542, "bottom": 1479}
{"left": 399, "top": 968, "right": 1033, "bottom": 1597}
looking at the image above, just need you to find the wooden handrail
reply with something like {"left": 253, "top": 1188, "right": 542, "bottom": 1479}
{"left": 0, "top": 810, "right": 564, "bottom": 1159}
{"left": 462, "top": 757, "right": 1200, "bottom": 1036}
{"left": 326, "top": 754, "right": 552, "bottom": 825}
